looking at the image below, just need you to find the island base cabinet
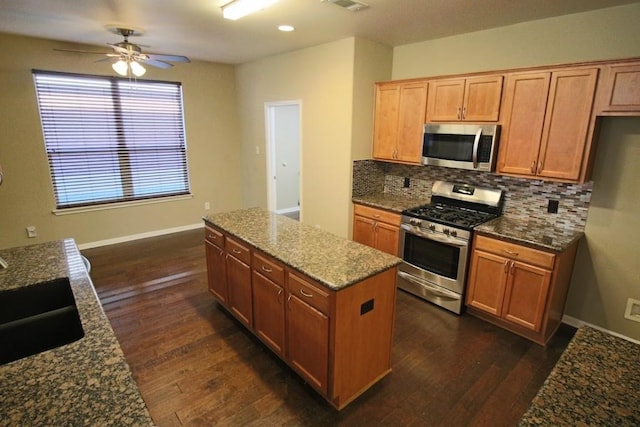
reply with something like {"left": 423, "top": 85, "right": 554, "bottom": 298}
{"left": 287, "top": 293, "right": 329, "bottom": 394}
{"left": 226, "top": 253, "right": 252, "bottom": 328}
{"left": 205, "top": 240, "right": 227, "bottom": 303}
{"left": 252, "top": 270, "right": 285, "bottom": 356}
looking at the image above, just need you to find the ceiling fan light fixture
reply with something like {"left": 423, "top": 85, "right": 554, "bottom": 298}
{"left": 112, "top": 59, "right": 129, "bottom": 76}
{"left": 130, "top": 61, "right": 146, "bottom": 77}
{"left": 222, "top": 0, "right": 278, "bottom": 20}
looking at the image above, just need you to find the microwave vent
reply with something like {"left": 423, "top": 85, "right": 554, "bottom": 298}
{"left": 324, "top": 0, "right": 369, "bottom": 12}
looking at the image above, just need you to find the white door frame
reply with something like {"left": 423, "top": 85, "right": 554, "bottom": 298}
{"left": 264, "top": 100, "right": 302, "bottom": 214}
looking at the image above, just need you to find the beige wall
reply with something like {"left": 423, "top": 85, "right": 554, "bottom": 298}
{"left": 393, "top": 3, "right": 640, "bottom": 79}
{"left": 0, "top": 33, "right": 242, "bottom": 249}
{"left": 391, "top": 3, "right": 640, "bottom": 339}
{"left": 235, "top": 37, "right": 392, "bottom": 238}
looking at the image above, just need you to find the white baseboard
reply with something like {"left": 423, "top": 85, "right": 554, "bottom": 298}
{"left": 77, "top": 222, "right": 203, "bottom": 250}
{"left": 562, "top": 314, "right": 640, "bottom": 344}
{"left": 275, "top": 207, "right": 300, "bottom": 215}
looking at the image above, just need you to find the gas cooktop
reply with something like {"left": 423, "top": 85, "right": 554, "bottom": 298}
{"left": 403, "top": 203, "right": 498, "bottom": 230}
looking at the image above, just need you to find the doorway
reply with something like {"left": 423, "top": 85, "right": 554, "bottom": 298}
{"left": 265, "top": 101, "right": 301, "bottom": 220}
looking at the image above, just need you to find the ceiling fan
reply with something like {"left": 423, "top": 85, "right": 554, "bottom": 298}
{"left": 55, "top": 26, "right": 190, "bottom": 77}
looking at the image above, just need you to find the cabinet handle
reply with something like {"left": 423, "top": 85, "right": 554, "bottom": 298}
{"left": 232, "top": 248, "right": 242, "bottom": 254}
{"left": 457, "top": 107, "right": 462, "bottom": 120}
{"left": 510, "top": 261, "right": 515, "bottom": 274}
{"left": 537, "top": 161, "right": 543, "bottom": 174}
{"left": 462, "top": 106, "right": 466, "bottom": 120}
{"left": 208, "top": 234, "right": 217, "bottom": 240}
{"left": 504, "top": 260, "right": 509, "bottom": 273}
{"left": 530, "top": 161, "right": 536, "bottom": 174}
{"left": 373, "top": 214, "right": 380, "bottom": 218}
{"left": 277, "top": 288, "right": 283, "bottom": 305}
{"left": 261, "top": 265, "right": 273, "bottom": 273}
{"left": 503, "top": 249, "right": 519, "bottom": 257}
{"left": 299, "top": 289, "right": 313, "bottom": 298}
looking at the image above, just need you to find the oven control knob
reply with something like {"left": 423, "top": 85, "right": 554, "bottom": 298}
{"left": 443, "top": 228, "right": 450, "bottom": 235}
{"left": 410, "top": 219, "right": 422, "bottom": 226}
{"left": 451, "top": 230, "right": 457, "bottom": 237}
{"left": 428, "top": 224, "right": 436, "bottom": 231}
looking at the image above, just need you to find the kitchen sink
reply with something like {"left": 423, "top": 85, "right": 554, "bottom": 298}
{"left": 0, "top": 277, "right": 85, "bottom": 365}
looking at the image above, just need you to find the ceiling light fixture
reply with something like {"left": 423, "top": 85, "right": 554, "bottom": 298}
{"left": 222, "top": 0, "right": 278, "bottom": 20}
{"left": 112, "top": 59, "right": 146, "bottom": 77}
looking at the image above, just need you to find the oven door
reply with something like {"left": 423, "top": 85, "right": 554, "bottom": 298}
{"left": 397, "top": 224, "right": 469, "bottom": 313}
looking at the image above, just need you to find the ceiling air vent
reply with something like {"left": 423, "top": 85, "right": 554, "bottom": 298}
{"left": 324, "top": 0, "right": 369, "bottom": 12}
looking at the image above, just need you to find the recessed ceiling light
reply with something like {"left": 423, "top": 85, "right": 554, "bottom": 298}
{"left": 222, "top": 0, "right": 278, "bottom": 21}
{"left": 278, "top": 25, "right": 295, "bottom": 32}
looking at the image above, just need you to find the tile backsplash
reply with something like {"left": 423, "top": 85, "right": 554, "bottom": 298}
{"left": 353, "top": 160, "right": 592, "bottom": 231}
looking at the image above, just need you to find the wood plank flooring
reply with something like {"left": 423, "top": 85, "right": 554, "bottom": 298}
{"left": 83, "top": 229, "right": 575, "bottom": 426}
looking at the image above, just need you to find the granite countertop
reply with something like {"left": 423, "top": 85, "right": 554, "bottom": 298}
{"left": 520, "top": 326, "right": 640, "bottom": 426}
{"left": 475, "top": 216, "right": 584, "bottom": 252}
{"left": 352, "top": 193, "right": 426, "bottom": 213}
{"left": 203, "top": 208, "right": 402, "bottom": 290}
{"left": 0, "top": 240, "right": 153, "bottom": 426}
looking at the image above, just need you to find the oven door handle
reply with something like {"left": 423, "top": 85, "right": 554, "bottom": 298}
{"left": 400, "top": 224, "right": 468, "bottom": 248}
{"left": 398, "top": 271, "right": 461, "bottom": 301}
{"left": 472, "top": 127, "right": 482, "bottom": 169}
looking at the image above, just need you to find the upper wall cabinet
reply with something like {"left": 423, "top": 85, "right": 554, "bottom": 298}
{"left": 426, "top": 75, "right": 503, "bottom": 122}
{"left": 497, "top": 68, "right": 598, "bottom": 182}
{"left": 373, "top": 80, "right": 428, "bottom": 164}
{"left": 596, "top": 61, "right": 640, "bottom": 115}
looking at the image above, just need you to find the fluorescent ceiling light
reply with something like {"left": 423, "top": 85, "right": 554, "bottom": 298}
{"left": 278, "top": 25, "right": 294, "bottom": 32}
{"left": 222, "top": 0, "right": 278, "bottom": 20}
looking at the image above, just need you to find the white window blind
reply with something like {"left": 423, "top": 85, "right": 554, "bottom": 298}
{"left": 33, "top": 70, "right": 190, "bottom": 209}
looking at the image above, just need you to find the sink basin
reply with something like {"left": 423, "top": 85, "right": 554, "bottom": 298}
{"left": 0, "top": 277, "right": 85, "bottom": 365}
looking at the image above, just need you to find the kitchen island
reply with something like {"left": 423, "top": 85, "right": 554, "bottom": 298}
{"left": 0, "top": 240, "right": 152, "bottom": 426}
{"left": 203, "top": 208, "right": 402, "bottom": 410}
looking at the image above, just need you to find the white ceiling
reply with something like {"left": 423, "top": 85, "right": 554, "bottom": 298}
{"left": 1, "top": 0, "right": 639, "bottom": 64}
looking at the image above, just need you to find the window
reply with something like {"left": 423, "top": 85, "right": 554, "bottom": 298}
{"left": 33, "top": 70, "right": 190, "bottom": 209}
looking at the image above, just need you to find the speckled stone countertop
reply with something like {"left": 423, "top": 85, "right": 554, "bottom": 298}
{"left": 520, "top": 326, "right": 640, "bottom": 426}
{"left": 203, "top": 208, "right": 402, "bottom": 290}
{"left": 0, "top": 240, "right": 153, "bottom": 426}
{"left": 475, "top": 216, "right": 584, "bottom": 252}
{"left": 352, "top": 193, "right": 426, "bottom": 213}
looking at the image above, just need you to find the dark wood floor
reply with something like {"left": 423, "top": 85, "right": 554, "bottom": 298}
{"left": 83, "top": 229, "right": 575, "bottom": 426}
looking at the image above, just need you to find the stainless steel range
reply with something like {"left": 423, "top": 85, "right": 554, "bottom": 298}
{"left": 398, "top": 181, "right": 503, "bottom": 314}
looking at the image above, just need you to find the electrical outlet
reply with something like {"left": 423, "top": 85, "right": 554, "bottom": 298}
{"left": 204, "top": 201, "right": 211, "bottom": 210}
{"left": 547, "top": 199, "right": 559, "bottom": 214}
{"left": 26, "top": 226, "right": 37, "bottom": 238}
{"left": 624, "top": 298, "right": 640, "bottom": 323}
{"left": 403, "top": 177, "right": 410, "bottom": 188}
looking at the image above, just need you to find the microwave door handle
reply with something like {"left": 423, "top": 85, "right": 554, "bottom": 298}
{"left": 400, "top": 224, "right": 468, "bottom": 248}
{"left": 472, "top": 128, "right": 482, "bottom": 169}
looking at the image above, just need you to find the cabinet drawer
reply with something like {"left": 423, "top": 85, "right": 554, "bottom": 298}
{"left": 475, "top": 235, "right": 555, "bottom": 269}
{"left": 204, "top": 226, "right": 224, "bottom": 249}
{"left": 252, "top": 252, "right": 285, "bottom": 286}
{"left": 288, "top": 272, "right": 331, "bottom": 315}
{"left": 225, "top": 237, "right": 251, "bottom": 265}
{"left": 353, "top": 204, "right": 400, "bottom": 226}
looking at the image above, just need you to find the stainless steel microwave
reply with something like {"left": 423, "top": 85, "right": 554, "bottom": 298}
{"left": 422, "top": 123, "right": 500, "bottom": 172}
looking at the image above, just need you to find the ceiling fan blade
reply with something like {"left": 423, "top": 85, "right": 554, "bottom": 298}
{"left": 54, "top": 48, "right": 110, "bottom": 55}
{"left": 94, "top": 56, "right": 115, "bottom": 63}
{"left": 107, "top": 43, "right": 133, "bottom": 55}
{"left": 147, "top": 53, "right": 191, "bottom": 63}
{"left": 139, "top": 58, "right": 174, "bottom": 69}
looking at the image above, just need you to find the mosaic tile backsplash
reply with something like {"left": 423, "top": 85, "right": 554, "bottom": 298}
{"left": 353, "top": 160, "right": 592, "bottom": 231}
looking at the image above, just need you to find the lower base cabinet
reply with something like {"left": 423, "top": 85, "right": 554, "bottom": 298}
{"left": 204, "top": 224, "right": 398, "bottom": 410}
{"left": 466, "top": 234, "right": 578, "bottom": 345}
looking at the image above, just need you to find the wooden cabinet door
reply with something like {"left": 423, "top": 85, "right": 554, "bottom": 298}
{"left": 252, "top": 271, "right": 285, "bottom": 356}
{"left": 205, "top": 240, "right": 227, "bottom": 303}
{"left": 374, "top": 221, "right": 400, "bottom": 256}
{"left": 226, "top": 254, "right": 252, "bottom": 328}
{"left": 427, "top": 79, "right": 466, "bottom": 121}
{"left": 462, "top": 75, "right": 503, "bottom": 121}
{"left": 287, "top": 294, "right": 329, "bottom": 394}
{"left": 498, "top": 72, "right": 551, "bottom": 176}
{"left": 396, "top": 82, "right": 428, "bottom": 163}
{"left": 466, "top": 250, "right": 509, "bottom": 316}
{"left": 598, "top": 62, "right": 640, "bottom": 113}
{"left": 352, "top": 215, "right": 375, "bottom": 248}
{"left": 502, "top": 261, "right": 552, "bottom": 332}
{"left": 537, "top": 69, "right": 598, "bottom": 181}
{"left": 372, "top": 84, "right": 400, "bottom": 160}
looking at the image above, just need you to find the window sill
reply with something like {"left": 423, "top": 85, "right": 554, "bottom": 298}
{"left": 52, "top": 194, "right": 193, "bottom": 216}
